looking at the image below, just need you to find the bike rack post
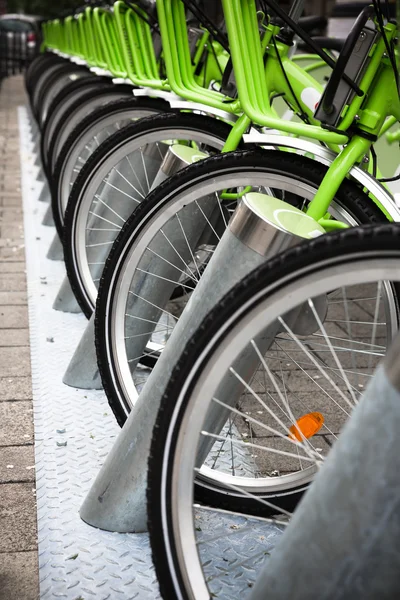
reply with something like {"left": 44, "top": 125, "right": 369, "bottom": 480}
{"left": 33, "top": 144, "right": 41, "bottom": 163}
{"left": 52, "top": 275, "right": 82, "bottom": 313}
{"left": 80, "top": 193, "right": 325, "bottom": 533}
{"left": 42, "top": 203, "right": 55, "bottom": 226}
{"left": 36, "top": 166, "right": 45, "bottom": 182}
{"left": 38, "top": 181, "right": 50, "bottom": 203}
{"left": 62, "top": 144, "right": 209, "bottom": 388}
{"left": 63, "top": 313, "right": 102, "bottom": 389}
{"left": 46, "top": 232, "right": 64, "bottom": 261}
{"left": 77, "top": 143, "right": 170, "bottom": 291}
{"left": 30, "top": 129, "right": 40, "bottom": 148}
{"left": 248, "top": 332, "right": 400, "bottom": 600}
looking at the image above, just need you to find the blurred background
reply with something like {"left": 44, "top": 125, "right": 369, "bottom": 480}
{"left": 0, "top": 0, "right": 397, "bottom": 83}
{"left": 0, "top": 0, "right": 397, "bottom": 25}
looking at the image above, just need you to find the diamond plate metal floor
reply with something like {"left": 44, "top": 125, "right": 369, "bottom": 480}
{"left": 18, "top": 107, "right": 161, "bottom": 599}
{"left": 19, "top": 105, "right": 285, "bottom": 600}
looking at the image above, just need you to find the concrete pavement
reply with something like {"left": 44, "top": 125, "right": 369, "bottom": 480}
{"left": 0, "top": 75, "right": 39, "bottom": 600}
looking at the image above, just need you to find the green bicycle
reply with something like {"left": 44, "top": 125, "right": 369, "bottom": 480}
{"left": 91, "top": 0, "right": 400, "bottom": 426}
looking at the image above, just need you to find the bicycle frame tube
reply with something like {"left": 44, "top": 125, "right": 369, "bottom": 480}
{"left": 222, "top": 114, "right": 252, "bottom": 152}
{"left": 306, "top": 137, "right": 371, "bottom": 220}
{"left": 222, "top": 0, "right": 347, "bottom": 144}
{"left": 92, "top": 9, "right": 108, "bottom": 69}
{"left": 156, "top": 0, "right": 241, "bottom": 112}
{"left": 83, "top": 8, "right": 97, "bottom": 67}
{"left": 77, "top": 12, "right": 92, "bottom": 64}
{"left": 335, "top": 23, "right": 398, "bottom": 132}
{"left": 307, "top": 62, "right": 400, "bottom": 221}
{"left": 114, "top": 1, "right": 166, "bottom": 88}
{"left": 380, "top": 115, "right": 397, "bottom": 137}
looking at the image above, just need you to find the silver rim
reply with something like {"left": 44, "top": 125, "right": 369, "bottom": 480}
{"left": 49, "top": 91, "right": 129, "bottom": 172}
{"left": 70, "top": 126, "right": 226, "bottom": 309}
{"left": 40, "top": 71, "right": 86, "bottom": 125}
{"left": 57, "top": 107, "right": 159, "bottom": 224}
{"left": 32, "top": 63, "right": 63, "bottom": 113}
{"left": 161, "top": 257, "right": 400, "bottom": 599}
{"left": 43, "top": 84, "right": 105, "bottom": 164}
{"left": 106, "top": 170, "right": 359, "bottom": 416}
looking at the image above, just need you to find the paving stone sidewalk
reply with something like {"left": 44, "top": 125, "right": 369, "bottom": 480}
{"left": 0, "top": 75, "right": 39, "bottom": 600}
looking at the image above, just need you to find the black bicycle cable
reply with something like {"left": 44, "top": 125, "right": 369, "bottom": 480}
{"left": 124, "top": 1, "right": 161, "bottom": 36}
{"left": 370, "top": 144, "right": 378, "bottom": 178}
{"left": 384, "top": 0, "right": 390, "bottom": 20}
{"left": 372, "top": 0, "right": 400, "bottom": 183}
{"left": 373, "top": 0, "right": 399, "bottom": 96}
{"left": 208, "top": 34, "right": 224, "bottom": 78}
{"left": 180, "top": 0, "right": 230, "bottom": 53}
{"left": 271, "top": 35, "right": 310, "bottom": 124}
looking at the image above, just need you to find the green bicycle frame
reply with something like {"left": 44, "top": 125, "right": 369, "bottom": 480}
{"left": 114, "top": 1, "right": 166, "bottom": 88}
{"left": 42, "top": 0, "right": 399, "bottom": 227}
{"left": 222, "top": 0, "right": 400, "bottom": 224}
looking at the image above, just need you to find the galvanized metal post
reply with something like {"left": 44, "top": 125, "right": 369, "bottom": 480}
{"left": 62, "top": 144, "right": 209, "bottom": 387}
{"left": 84, "top": 144, "right": 169, "bottom": 286}
{"left": 63, "top": 313, "right": 102, "bottom": 389}
{"left": 33, "top": 148, "right": 41, "bottom": 166}
{"left": 52, "top": 276, "right": 82, "bottom": 314}
{"left": 248, "top": 332, "right": 400, "bottom": 600}
{"left": 46, "top": 232, "right": 64, "bottom": 261}
{"left": 29, "top": 121, "right": 39, "bottom": 140}
{"left": 80, "top": 194, "right": 325, "bottom": 533}
{"left": 38, "top": 181, "right": 50, "bottom": 203}
{"left": 42, "top": 203, "right": 55, "bottom": 226}
{"left": 36, "top": 167, "right": 45, "bottom": 183}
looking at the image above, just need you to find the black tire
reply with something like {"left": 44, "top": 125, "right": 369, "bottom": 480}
{"left": 46, "top": 85, "right": 135, "bottom": 178}
{"left": 31, "top": 61, "right": 72, "bottom": 121}
{"left": 25, "top": 53, "right": 63, "bottom": 99}
{"left": 95, "top": 149, "right": 395, "bottom": 428}
{"left": 147, "top": 222, "right": 400, "bottom": 600}
{"left": 40, "top": 77, "right": 112, "bottom": 176}
{"left": 51, "top": 96, "right": 170, "bottom": 239}
{"left": 63, "top": 111, "right": 234, "bottom": 319}
{"left": 35, "top": 65, "right": 91, "bottom": 128}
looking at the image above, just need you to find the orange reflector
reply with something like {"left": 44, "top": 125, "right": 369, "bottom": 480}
{"left": 289, "top": 412, "right": 324, "bottom": 442}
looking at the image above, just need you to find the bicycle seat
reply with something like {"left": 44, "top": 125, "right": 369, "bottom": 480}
{"left": 137, "top": 0, "right": 157, "bottom": 20}
{"left": 332, "top": 2, "right": 395, "bottom": 18}
{"left": 298, "top": 15, "right": 328, "bottom": 34}
{"left": 298, "top": 37, "right": 346, "bottom": 53}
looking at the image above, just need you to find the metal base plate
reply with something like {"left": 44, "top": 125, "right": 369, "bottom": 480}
{"left": 18, "top": 107, "right": 161, "bottom": 599}
{"left": 19, "top": 105, "right": 283, "bottom": 600}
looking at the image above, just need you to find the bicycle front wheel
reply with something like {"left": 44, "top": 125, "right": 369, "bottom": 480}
{"left": 63, "top": 112, "right": 233, "bottom": 317}
{"left": 51, "top": 97, "right": 168, "bottom": 238}
{"left": 147, "top": 223, "right": 400, "bottom": 600}
{"left": 95, "top": 150, "right": 394, "bottom": 426}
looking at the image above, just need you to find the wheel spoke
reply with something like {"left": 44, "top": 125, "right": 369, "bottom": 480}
{"left": 111, "top": 165, "right": 145, "bottom": 199}
{"left": 87, "top": 212, "right": 122, "bottom": 229}
{"left": 94, "top": 194, "right": 127, "bottom": 222}
{"left": 278, "top": 317, "right": 356, "bottom": 411}
{"left": 102, "top": 178, "right": 141, "bottom": 203}
{"left": 159, "top": 228, "right": 199, "bottom": 282}
{"left": 126, "top": 154, "right": 147, "bottom": 197}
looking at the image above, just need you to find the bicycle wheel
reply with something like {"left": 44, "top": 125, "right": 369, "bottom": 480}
{"left": 25, "top": 53, "right": 62, "bottom": 99}
{"left": 30, "top": 59, "right": 70, "bottom": 119}
{"left": 46, "top": 85, "right": 134, "bottom": 177}
{"left": 63, "top": 112, "right": 233, "bottom": 317}
{"left": 39, "top": 71, "right": 96, "bottom": 130}
{"left": 147, "top": 223, "right": 400, "bottom": 600}
{"left": 95, "top": 149, "right": 395, "bottom": 427}
{"left": 51, "top": 97, "right": 169, "bottom": 239}
{"left": 40, "top": 78, "right": 118, "bottom": 176}
{"left": 35, "top": 65, "right": 91, "bottom": 127}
